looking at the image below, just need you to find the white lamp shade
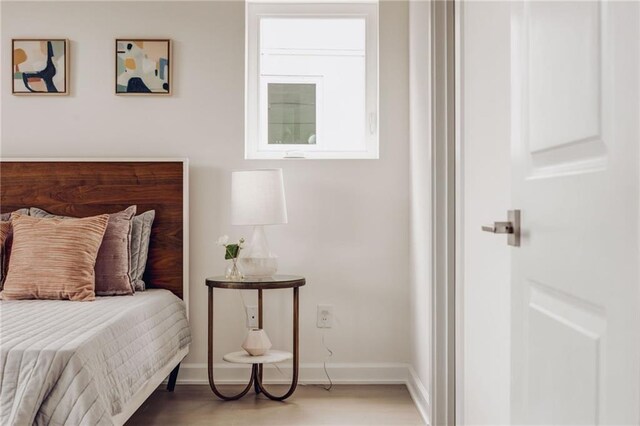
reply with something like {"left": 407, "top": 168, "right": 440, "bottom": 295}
{"left": 231, "top": 169, "right": 288, "bottom": 225}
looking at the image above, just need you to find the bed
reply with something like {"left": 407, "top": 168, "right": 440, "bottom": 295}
{"left": 0, "top": 159, "right": 191, "bottom": 426}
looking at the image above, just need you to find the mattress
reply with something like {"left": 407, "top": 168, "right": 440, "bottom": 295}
{"left": 0, "top": 289, "right": 191, "bottom": 426}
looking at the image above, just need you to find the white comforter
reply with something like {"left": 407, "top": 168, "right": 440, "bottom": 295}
{"left": 0, "top": 289, "right": 191, "bottom": 426}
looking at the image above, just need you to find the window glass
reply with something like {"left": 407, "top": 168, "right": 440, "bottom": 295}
{"left": 268, "top": 83, "right": 317, "bottom": 145}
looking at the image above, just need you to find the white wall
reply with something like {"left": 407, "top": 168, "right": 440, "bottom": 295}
{"left": 0, "top": 1, "right": 411, "bottom": 383}
{"left": 408, "top": 0, "right": 432, "bottom": 422}
{"left": 459, "top": 2, "right": 511, "bottom": 424}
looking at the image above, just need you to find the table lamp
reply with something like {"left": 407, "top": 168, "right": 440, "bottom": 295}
{"left": 231, "top": 169, "right": 288, "bottom": 277}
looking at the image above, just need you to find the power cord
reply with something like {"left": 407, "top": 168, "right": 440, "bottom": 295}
{"left": 320, "top": 332, "right": 333, "bottom": 391}
{"left": 272, "top": 330, "right": 333, "bottom": 391}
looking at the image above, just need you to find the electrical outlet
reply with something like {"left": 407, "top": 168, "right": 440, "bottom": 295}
{"left": 246, "top": 306, "right": 258, "bottom": 328}
{"left": 317, "top": 304, "right": 334, "bottom": 328}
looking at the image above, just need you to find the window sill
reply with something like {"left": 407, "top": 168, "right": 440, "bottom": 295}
{"left": 244, "top": 150, "right": 379, "bottom": 160}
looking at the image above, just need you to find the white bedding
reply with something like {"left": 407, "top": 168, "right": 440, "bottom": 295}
{"left": 0, "top": 289, "right": 191, "bottom": 426}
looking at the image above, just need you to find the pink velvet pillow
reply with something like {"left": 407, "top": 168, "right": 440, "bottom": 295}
{"left": 94, "top": 206, "right": 137, "bottom": 295}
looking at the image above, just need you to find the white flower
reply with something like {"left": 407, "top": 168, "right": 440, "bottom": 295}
{"left": 239, "top": 237, "right": 246, "bottom": 248}
{"left": 217, "top": 235, "right": 229, "bottom": 246}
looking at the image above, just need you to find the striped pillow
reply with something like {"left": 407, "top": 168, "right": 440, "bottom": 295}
{"left": 0, "top": 221, "right": 9, "bottom": 246}
{"left": 29, "top": 206, "right": 137, "bottom": 296}
{"left": 1, "top": 214, "right": 109, "bottom": 301}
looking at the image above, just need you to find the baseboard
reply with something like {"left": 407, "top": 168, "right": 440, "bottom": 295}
{"left": 406, "top": 366, "right": 431, "bottom": 425}
{"left": 177, "top": 362, "right": 409, "bottom": 385}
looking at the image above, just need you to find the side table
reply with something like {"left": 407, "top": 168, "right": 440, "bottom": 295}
{"left": 205, "top": 275, "right": 306, "bottom": 401}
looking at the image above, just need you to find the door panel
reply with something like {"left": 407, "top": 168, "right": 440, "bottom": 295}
{"left": 511, "top": 1, "right": 639, "bottom": 424}
{"left": 528, "top": 2, "right": 602, "bottom": 156}
{"left": 526, "top": 281, "right": 605, "bottom": 425}
{"left": 517, "top": 1, "right": 608, "bottom": 179}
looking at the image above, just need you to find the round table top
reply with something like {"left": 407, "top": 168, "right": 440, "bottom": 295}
{"left": 223, "top": 350, "right": 293, "bottom": 365}
{"left": 206, "top": 275, "right": 306, "bottom": 289}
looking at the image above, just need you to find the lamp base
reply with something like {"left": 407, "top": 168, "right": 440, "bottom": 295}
{"left": 240, "top": 257, "right": 278, "bottom": 278}
{"left": 239, "top": 225, "right": 279, "bottom": 278}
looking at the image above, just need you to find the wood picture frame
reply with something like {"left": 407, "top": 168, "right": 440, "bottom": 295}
{"left": 12, "top": 38, "right": 69, "bottom": 96}
{"left": 115, "top": 39, "right": 172, "bottom": 95}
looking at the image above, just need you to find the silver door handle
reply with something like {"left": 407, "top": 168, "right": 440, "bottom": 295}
{"left": 481, "top": 210, "right": 521, "bottom": 247}
{"left": 481, "top": 222, "right": 514, "bottom": 234}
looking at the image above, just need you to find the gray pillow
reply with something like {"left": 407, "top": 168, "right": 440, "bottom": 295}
{"left": 0, "top": 208, "right": 29, "bottom": 221}
{"left": 130, "top": 210, "right": 155, "bottom": 291}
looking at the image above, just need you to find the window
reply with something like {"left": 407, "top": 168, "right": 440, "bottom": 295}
{"left": 246, "top": 2, "right": 379, "bottom": 159}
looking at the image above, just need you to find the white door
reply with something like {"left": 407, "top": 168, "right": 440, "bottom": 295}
{"left": 460, "top": 1, "right": 639, "bottom": 424}
{"left": 510, "top": 1, "right": 639, "bottom": 423}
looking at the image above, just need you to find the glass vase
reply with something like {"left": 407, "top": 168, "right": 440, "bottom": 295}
{"left": 225, "top": 257, "right": 243, "bottom": 281}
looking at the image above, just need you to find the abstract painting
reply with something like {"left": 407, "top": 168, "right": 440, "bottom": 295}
{"left": 12, "top": 39, "right": 68, "bottom": 95}
{"left": 116, "top": 39, "right": 171, "bottom": 95}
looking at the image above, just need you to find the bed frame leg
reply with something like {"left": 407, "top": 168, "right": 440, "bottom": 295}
{"left": 167, "top": 363, "right": 180, "bottom": 392}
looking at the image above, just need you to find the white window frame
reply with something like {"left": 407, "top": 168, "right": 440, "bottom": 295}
{"left": 259, "top": 75, "right": 324, "bottom": 153}
{"left": 245, "top": 1, "right": 379, "bottom": 160}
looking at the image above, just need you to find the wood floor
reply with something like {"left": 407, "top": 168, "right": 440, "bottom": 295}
{"left": 127, "top": 385, "right": 425, "bottom": 425}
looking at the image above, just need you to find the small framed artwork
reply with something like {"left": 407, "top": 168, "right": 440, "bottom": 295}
{"left": 12, "top": 39, "right": 69, "bottom": 95}
{"left": 116, "top": 39, "right": 171, "bottom": 95}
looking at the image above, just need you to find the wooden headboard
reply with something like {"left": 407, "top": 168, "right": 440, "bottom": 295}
{"left": 0, "top": 159, "right": 188, "bottom": 299}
